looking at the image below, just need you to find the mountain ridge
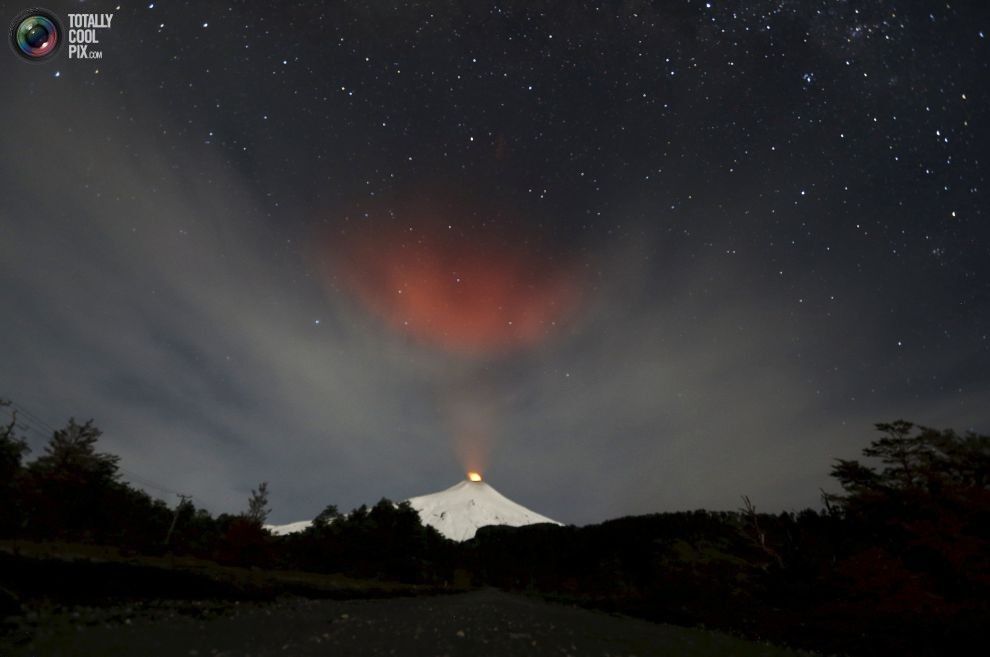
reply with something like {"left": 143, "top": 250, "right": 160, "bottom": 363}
{"left": 266, "top": 477, "right": 561, "bottom": 541}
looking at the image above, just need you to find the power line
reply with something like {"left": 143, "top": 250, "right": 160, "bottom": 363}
{"left": 8, "top": 401, "right": 57, "bottom": 434}
{"left": 2, "top": 403, "right": 51, "bottom": 448}
{"left": 0, "top": 404, "right": 50, "bottom": 452}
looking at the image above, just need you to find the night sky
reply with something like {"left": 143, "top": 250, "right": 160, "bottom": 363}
{"left": 1, "top": 1, "right": 988, "bottom": 526}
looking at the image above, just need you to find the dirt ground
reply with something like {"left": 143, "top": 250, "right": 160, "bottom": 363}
{"left": 4, "top": 588, "right": 812, "bottom": 657}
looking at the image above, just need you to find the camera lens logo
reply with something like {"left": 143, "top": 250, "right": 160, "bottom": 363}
{"left": 9, "top": 8, "right": 62, "bottom": 62}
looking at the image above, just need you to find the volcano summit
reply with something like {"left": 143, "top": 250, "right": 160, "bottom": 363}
{"left": 406, "top": 476, "right": 561, "bottom": 541}
{"left": 267, "top": 475, "right": 561, "bottom": 541}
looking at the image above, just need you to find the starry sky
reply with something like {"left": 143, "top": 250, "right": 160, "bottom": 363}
{"left": 1, "top": 1, "right": 988, "bottom": 525}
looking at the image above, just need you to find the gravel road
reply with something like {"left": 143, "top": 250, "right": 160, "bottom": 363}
{"left": 5, "top": 589, "right": 810, "bottom": 657}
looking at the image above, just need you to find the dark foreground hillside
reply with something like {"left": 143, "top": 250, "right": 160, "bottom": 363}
{"left": 6, "top": 589, "right": 811, "bottom": 657}
{"left": 2, "top": 406, "right": 988, "bottom": 656}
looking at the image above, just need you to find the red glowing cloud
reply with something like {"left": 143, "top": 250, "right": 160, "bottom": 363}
{"left": 320, "top": 195, "right": 583, "bottom": 356}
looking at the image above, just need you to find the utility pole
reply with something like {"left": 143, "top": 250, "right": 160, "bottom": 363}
{"left": 164, "top": 494, "right": 192, "bottom": 546}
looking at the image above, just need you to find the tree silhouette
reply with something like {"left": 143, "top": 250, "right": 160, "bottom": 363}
{"left": 829, "top": 420, "right": 990, "bottom": 515}
{"left": 0, "top": 400, "right": 30, "bottom": 485}
{"left": 314, "top": 503, "right": 341, "bottom": 527}
{"left": 30, "top": 418, "right": 120, "bottom": 485}
{"left": 20, "top": 417, "right": 122, "bottom": 540}
{"left": 246, "top": 481, "right": 270, "bottom": 525}
{"left": 0, "top": 400, "right": 30, "bottom": 534}
{"left": 828, "top": 420, "right": 990, "bottom": 605}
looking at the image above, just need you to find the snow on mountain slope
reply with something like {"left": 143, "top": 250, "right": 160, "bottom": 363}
{"left": 265, "top": 477, "right": 561, "bottom": 541}
{"left": 266, "top": 519, "right": 312, "bottom": 536}
{"left": 407, "top": 478, "right": 561, "bottom": 541}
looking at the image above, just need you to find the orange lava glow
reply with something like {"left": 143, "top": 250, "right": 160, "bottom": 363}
{"left": 467, "top": 471, "right": 483, "bottom": 482}
{"left": 323, "top": 196, "right": 583, "bottom": 356}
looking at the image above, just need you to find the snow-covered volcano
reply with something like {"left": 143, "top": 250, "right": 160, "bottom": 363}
{"left": 266, "top": 476, "right": 561, "bottom": 541}
{"left": 407, "top": 477, "right": 561, "bottom": 541}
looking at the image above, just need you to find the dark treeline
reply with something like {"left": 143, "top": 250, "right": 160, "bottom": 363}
{"left": 0, "top": 401, "right": 453, "bottom": 584}
{"left": 1, "top": 400, "right": 988, "bottom": 656}
{"left": 466, "top": 420, "right": 990, "bottom": 655}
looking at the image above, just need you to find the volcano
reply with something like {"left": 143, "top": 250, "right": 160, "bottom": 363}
{"left": 266, "top": 475, "right": 561, "bottom": 541}
{"left": 407, "top": 476, "right": 561, "bottom": 541}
